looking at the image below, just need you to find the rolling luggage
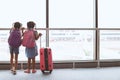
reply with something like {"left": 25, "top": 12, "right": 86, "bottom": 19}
{"left": 40, "top": 47, "right": 53, "bottom": 73}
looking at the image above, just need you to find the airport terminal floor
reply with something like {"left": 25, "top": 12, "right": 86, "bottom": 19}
{"left": 0, "top": 67, "right": 120, "bottom": 80}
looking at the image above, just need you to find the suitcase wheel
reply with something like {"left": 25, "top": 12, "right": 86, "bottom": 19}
{"left": 41, "top": 70, "right": 45, "bottom": 74}
{"left": 41, "top": 70, "right": 52, "bottom": 74}
{"left": 50, "top": 70, "right": 52, "bottom": 73}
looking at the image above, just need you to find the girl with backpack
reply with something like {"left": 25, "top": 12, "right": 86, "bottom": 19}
{"left": 8, "top": 22, "right": 22, "bottom": 75}
{"left": 22, "top": 21, "right": 42, "bottom": 73}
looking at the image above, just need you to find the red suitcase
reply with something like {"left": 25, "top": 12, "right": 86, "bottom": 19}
{"left": 40, "top": 47, "right": 53, "bottom": 73}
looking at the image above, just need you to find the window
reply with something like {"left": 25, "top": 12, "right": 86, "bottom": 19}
{"left": 2, "top": 0, "right": 120, "bottom": 62}
{"left": 49, "top": 0, "right": 94, "bottom": 28}
{"left": 100, "top": 30, "right": 120, "bottom": 59}
{"left": 0, "top": 0, "right": 45, "bottom": 28}
{"left": 0, "top": 30, "right": 46, "bottom": 61}
{"left": 49, "top": 30, "right": 95, "bottom": 60}
{"left": 98, "top": 0, "right": 120, "bottom": 28}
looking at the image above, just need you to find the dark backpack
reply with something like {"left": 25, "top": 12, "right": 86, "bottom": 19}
{"left": 8, "top": 29, "right": 22, "bottom": 47}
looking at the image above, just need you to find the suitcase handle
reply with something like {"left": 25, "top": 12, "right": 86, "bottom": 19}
{"left": 40, "top": 37, "right": 42, "bottom": 48}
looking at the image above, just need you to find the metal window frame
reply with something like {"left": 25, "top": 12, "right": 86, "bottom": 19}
{"left": 1, "top": 0, "right": 120, "bottom": 69}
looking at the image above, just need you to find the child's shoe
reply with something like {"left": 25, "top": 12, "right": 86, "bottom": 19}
{"left": 24, "top": 69, "right": 30, "bottom": 73}
{"left": 13, "top": 70, "right": 16, "bottom": 75}
{"left": 10, "top": 68, "right": 13, "bottom": 71}
{"left": 32, "top": 69, "right": 37, "bottom": 73}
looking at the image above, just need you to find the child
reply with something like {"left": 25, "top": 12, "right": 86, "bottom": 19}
{"left": 8, "top": 22, "right": 22, "bottom": 74}
{"left": 23, "top": 21, "right": 42, "bottom": 73}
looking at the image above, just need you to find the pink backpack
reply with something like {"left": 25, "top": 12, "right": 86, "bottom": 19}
{"left": 22, "top": 30, "right": 35, "bottom": 48}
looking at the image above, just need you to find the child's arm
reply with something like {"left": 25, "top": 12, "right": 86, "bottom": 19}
{"left": 36, "top": 33, "right": 42, "bottom": 40}
{"left": 35, "top": 31, "right": 42, "bottom": 40}
{"left": 20, "top": 27, "right": 25, "bottom": 36}
{"left": 9, "top": 27, "right": 14, "bottom": 33}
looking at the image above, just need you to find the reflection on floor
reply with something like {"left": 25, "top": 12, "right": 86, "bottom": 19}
{"left": 0, "top": 67, "right": 120, "bottom": 80}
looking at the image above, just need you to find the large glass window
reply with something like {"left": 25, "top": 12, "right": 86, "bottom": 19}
{"left": 0, "top": 30, "right": 9, "bottom": 61}
{"left": 100, "top": 30, "right": 120, "bottom": 59}
{"left": 0, "top": 30, "right": 46, "bottom": 61}
{"left": 0, "top": 0, "right": 45, "bottom": 28}
{"left": 98, "top": 0, "right": 120, "bottom": 28}
{"left": 49, "top": 30, "right": 95, "bottom": 60}
{"left": 49, "top": 0, "right": 94, "bottom": 28}
{"left": 2, "top": 0, "right": 120, "bottom": 62}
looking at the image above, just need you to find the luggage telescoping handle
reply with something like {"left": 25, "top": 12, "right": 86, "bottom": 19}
{"left": 39, "top": 31, "right": 44, "bottom": 48}
{"left": 40, "top": 37, "right": 42, "bottom": 48}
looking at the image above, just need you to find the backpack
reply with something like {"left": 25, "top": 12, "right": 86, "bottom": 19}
{"left": 22, "top": 30, "right": 35, "bottom": 48}
{"left": 8, "top": 29, "right": 21, "bottom": 47}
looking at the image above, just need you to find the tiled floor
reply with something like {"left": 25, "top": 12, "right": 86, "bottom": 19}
{"left": 0, "top": 67, "right": 120, "bottom": 80}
